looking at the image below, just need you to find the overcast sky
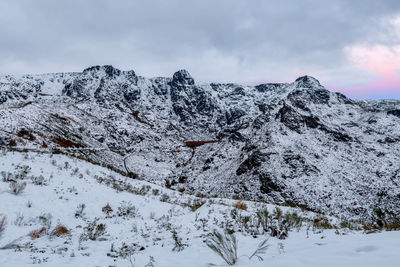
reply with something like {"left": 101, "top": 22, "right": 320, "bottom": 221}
{"left": 0, "top": 0, "right": 399, "bottom": 99}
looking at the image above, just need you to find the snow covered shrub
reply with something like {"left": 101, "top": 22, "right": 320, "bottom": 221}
{"left": 107, "top": 242, "right": 142, "bottom": 267}
{"left": 38, "top": 213, "right": 52, "bottom": 230}
{"left": 152, "top": 188, "right": 160, "bottom": 196}
{"left": 1, "top": 171, "right": 12, "bottom": 182}
{"left": 31, "top": 175, "right": 48, "bottom": 186}
{"left": 269, "top": 220, "right": 288, "bottom": 240}
{"left": 256, "top": 209, "right": 270, "bottom": 233}
{"left": 13, "top": 213, "right": 24, "bottom": 226}
{"left": 0, "top": 215, "right": 6, "bottom": 239}
{"left": 144, "top": 256, "right": 156, "bottom": 267}
{"left": 14, "top": 165, "right": 31, "bottom": 179}
{"left": 283, "top": 211, "right": 304, "bottom": 230}
{"left": 51, "top": 224, "right": 69, "bottom": 237}
{"left": 206, "top": 231, "right": 238, "bottom": 265}
{"left": 116, "top": 201, "right": 139, "bottom": 218}
{"left": 9, "top": 181, "right": 26, "bottom": 195}
{"left": 233, "top": 202, "right": 247, "bottom": 211}
{"left": 80, "top": 218, "right": 107, "bottom": 241}
{"left": 75, "top": 204, "right": 86, "bottom": 219}
{"left": 313, "top": 217, "right": 334, "bottom": 230}
{"left": 171, "top": 229, "right": 187, "bottom": 252}
{"left": 160, "top": 193, "right": 170, "bottom": 202}
{"left": 187, "top": 199, "right": 206, "bottom": 212}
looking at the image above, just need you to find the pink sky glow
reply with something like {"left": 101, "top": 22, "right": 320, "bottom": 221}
{"left": 336, "top": 44, "right": 400, "bottom": 99}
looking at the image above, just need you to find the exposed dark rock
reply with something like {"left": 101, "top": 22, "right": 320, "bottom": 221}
{"left": 236, "top": 151, "right": 267, "bottom": 175}
{"left": 171, "top": 69, "right": 194, "bottom": 86}
{"left": 255, "top": 83, "right": 286, "bottom": 92}
{"left": 387, "top": 110, "right": 400, "bottom": 118}
{"left": 287, "top": 88, "right": 330, "bottom": 104}
{"left": 294, "top": 75, "right": 322, "bottom": 88}
{"left": 283, "top": 152, "right": 319, "bottom": 177}
{"left": 335, "top": 92, "right": 353, "bottom": 104}
{"left": 225, "top": 108, "right": 246, "bottom": 125}
{"left": 259, "top": 173, "right": 282, "bottom": 194}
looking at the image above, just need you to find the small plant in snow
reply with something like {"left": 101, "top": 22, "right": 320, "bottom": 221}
{"left": 107, "top": 242, "right": 142, "bottom": 267}
{"left": 144, "top": 256, "right": 156, "bottom": 267}
{"left": 31, "top": 175, "right": 48, "bottom": 186}
{"left": 38, "top": 213, "right": 52, "bottom": 231}
{"left": 245, "top": 238, "right": 269, "bottom": 261}
{"left": 9, "top": 181, "right": 27, "bottom": 195}
{"left": 102, "top": 203, "right": 113, "bottom": 217}
{"left": 159, "top": 193, "right": 170, "bottom": 202}
{"left": 117, "top": 201, "right": 139, "bottom": 218}
{"left": 13, "top": 213, "right": 24, "bottom": 226}
{"left": 171, "top": 229, "right": 187, "bottom": 252}
{"left": 0, "top": 215, "right": 6, "bottom": 239}
{"left": 80, "top": 218, "right": 107, "bottom": 241}
{"left": 206, "top": 230, "right": 237, "bottom": 265}
{"left": 75, "top": 204, "right": 86, "bottom": 219}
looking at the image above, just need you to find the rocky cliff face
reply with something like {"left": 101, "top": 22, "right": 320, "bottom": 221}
{"left": 1, "top": 65, "right": 399, "bottom": 220}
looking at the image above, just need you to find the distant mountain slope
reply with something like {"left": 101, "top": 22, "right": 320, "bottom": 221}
{"left": 1, "top": 65, "right": 399, "bottom": 220}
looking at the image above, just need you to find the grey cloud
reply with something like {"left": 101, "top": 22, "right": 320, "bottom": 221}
{"left": 0, "top": 0, "right": 399, "bottom": 92}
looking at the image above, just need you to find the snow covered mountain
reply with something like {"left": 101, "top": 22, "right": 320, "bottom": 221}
{"left": 1, "top": 65, "right": 399, "bottom": 221}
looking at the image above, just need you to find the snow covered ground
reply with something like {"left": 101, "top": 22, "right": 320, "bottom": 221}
{"left": 0, "top": 150, "right": 399, "bottom": 267}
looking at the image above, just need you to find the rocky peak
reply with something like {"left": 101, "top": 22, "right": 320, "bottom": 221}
{"left": 294, "top": 75, "right": 322, "bottom": 89}
{"left": 172, "top": 69, "right": 195, "bottom": 86}
{"left": 83, "top": 65, "right": 122, "bottom": 77}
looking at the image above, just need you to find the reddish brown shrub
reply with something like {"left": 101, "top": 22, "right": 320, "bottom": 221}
{"left": 184, "top": 140, "right": 219, "bottom": 148}
{"left": 29, "top": 227, "right": 47, "bottom": 239}
{"left": 51, "top": 137, "right": 83, "bottom": 148}
{"left": 102, "top": 204, "right": 113, "bottom": 217}
{"left": 165, "top": 179, "right": 171, "bottom": 189}
{"left": 233, "top": 202, "right": 248, "bottom": 211}
{"left": 51, "top": 225, "right": 69, "bottom": 237}
{"left": 8, "top": 139, "right": 16, "bottom": 147}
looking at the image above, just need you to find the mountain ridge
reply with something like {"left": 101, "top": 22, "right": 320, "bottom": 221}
{"left": 1, "top": 65, "right": 400, "bottom": 222}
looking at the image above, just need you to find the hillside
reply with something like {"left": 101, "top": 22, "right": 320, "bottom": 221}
{"left": 1, "top": 151, "right": 400, "bottom": 266}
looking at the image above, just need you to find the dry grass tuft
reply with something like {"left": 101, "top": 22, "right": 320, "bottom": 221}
{"left": 29, "top": 227, "right": 47, "bottom": 239}
{"left": 51, "top": 225, "right": 69, "bottom": 237}
{"left": 233, "top": 202, "right": 247, "bottom": 211}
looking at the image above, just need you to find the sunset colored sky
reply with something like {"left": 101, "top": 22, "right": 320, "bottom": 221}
{"left": 0, "top": 0, "right": 399, "bottom": 99}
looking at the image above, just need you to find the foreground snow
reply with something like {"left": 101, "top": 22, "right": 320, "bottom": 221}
{"left": 0, "top": 151, "right": 399, "bottom": 267}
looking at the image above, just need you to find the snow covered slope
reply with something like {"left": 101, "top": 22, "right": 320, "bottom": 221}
{"left": 1, "top": 151, "right": 400, "bottom": 267}
{"left": 0, "top": 66, "right": 399, "bottom": 222}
